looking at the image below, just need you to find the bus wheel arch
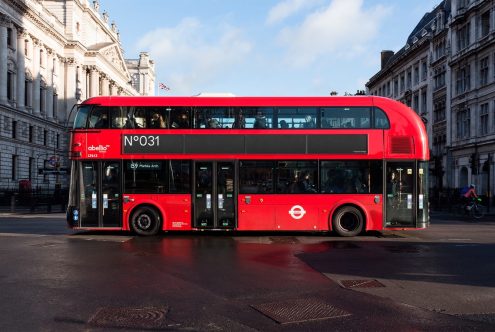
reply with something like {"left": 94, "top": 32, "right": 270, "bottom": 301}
{"left": 331, "top": 204, "right": 365, "bottom": 237}
{"left": 129, "top": 204, "right": 162, "bottom": 236}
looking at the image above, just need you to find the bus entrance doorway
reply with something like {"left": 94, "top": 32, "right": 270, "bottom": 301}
{"left": 79, "top": 161, "right": 121, "bottom": 228}
{"left": 194, "top": 161, "right": 236, "bottom": 229}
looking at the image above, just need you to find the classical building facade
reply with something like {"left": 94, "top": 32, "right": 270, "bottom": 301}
{"left": 127, "top": 52, "right": 155, "bottom": 96}
{"left": 367, "top": 0, "right": 495, "bottom": 206}
{"left": 0, "top": 0, "right": 155, "bottom": 192}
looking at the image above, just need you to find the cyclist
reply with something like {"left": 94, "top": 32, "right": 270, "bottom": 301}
{"left": 462, "top": 184, "right": 478, "bottom": 212}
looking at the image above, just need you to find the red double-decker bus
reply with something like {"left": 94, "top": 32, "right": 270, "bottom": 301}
{"left": 66, "top": 96, "right": 429, "bottom": 236}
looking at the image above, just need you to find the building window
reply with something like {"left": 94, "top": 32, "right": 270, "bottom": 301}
{"left": 393, "top": 78, "right": 398, "bottom": 96}
{"left": 434, "top": 98, "right": 446, "bottom": 122}
{"left": 29, "top": 126, "right": 34, "bottom": 143}
{"left": 25, "top": 79, "right": 32, "bottom": 108}
{"left": 56, "top": 133, "right": 60, "bottom": 149}
{"left": 480, "top": 103, "right": 489, "bottom": 135}
{"left": 413, "top": 94, "right": 419, "bottom": 113}
{"left": 7, "top": 28, "right": 13, "bottom": 48}
{"left": 456, "top": 108, "right": 470, "bottom": 139}
{"left": 435, "top": 40, "right": 445, "bottom": 60}
{"left": 422, "top": 61, "right": 427, "bottom": 81}
{"left": 414, "top": 65, "right": 419, "bottom": 85}
{"left": 40, "top": 87, "right": 45, "bottom": 115}
{"left": 481, "top": 11, "right": 490, "bottom": 38}
{"left": 456, "top": 65, "right": 470, "bottom": 95}
{"left": 400, "top": 74, "right": 405, "bottom": 93}
{"left": 457, "top": 23, "right": 470, "bottom": 51}
{"left": 43, "top": 130, "right": 48, "bottom": 146}
{"left": 12, "top": 155, "right": 18, "bottom": 180}
{"left": 12, "top": 120, "right": 17, "bottom": 139}
{"left": 53, "top": 93, "right": 58, "bottom": 119}
{"left": 7, "top": 71, "right": 13, "bottom": 101}
{"left": 24, "top": 39, "right": 29, "bottom": 57}
{"left": 29, "top": 157, "right": 34, "bottom": 181}
{"left": 434, "top": 66, "right": 446, "bottom": 90}
{"left": 421, "top": 90, "right": 427, "bottom": 114}
{"left": 479, "top": 56, "right": 489, "bottom": 86}
{"left": 406, "top": 70, "right": 412, "bottom": 89}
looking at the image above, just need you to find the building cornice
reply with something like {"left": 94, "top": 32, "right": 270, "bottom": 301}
{"left": 4, "top": 0, "right": 67, "bottom": 46}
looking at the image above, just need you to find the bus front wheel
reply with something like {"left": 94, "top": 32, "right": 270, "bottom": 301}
{"left": 332, "top": 206, "right": 364, "bottom": 237}
{"left": 130, "top": 206, "right": 161, "bottom": 236}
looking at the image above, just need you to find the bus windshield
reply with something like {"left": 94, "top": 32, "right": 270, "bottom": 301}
{"left": 73, "top": 105, "right": 91, "bottom": 129}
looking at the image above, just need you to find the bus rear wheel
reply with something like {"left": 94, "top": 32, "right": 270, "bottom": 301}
{"left": 130, "top": 206, "right": 161, "bottom": 236}
{"left": 332, "top": 206, "right": 364, "bottom": 237}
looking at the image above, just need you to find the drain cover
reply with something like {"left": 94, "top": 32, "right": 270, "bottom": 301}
{"left": 252, "top": 298, "right": 350, "bottom": 324}
{"left": 340, "top": 279, "right": 385, "bottom": 289}
{"left": 88, "top": 306, "right": 168, "bottom": 329}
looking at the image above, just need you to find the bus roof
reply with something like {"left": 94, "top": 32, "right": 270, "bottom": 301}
{"left": 81, "top": 95, "right": 376, "bottom": 107}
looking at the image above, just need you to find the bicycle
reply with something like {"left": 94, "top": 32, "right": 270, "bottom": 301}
{"left": 464, "top": 197, "right": 486, "bottom": 220}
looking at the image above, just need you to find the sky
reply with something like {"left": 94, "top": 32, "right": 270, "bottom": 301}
{"left": 100, "top": 0, "right": 441, "bottom": 96}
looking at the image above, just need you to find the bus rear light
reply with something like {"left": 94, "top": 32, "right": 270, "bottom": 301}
{"left": 72, "top": 142, "right": 81, "bottom": 147}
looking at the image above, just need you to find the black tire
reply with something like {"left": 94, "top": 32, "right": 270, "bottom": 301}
{"left": 472, "top": 204, "right": 485, "bottom": 219}
{"left": 332, "top": 206, "right": 364, "bottom": 237}
{"left": 130, "top": 206, "right": 161, "bottom": 236}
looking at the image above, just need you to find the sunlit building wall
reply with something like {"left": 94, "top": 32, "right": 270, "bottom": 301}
{"left": 0, "top": 0, "right": 155, "bottom": 191}
{"left": 367, "top": 0, "right": 495, "bottom": 206}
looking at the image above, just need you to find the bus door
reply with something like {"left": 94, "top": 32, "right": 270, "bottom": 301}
{"left": 193, "top": 161, "right": 236, "bottom": 229}
{"left": 79, "top": 161, "right": 121, "bottom": 228}
{"left": 385, "top": 161, "right": 416, "bottom": 228}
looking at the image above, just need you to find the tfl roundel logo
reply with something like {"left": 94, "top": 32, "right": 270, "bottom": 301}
{"left": 288, "top": 205, "right": 306, "bottom": 220}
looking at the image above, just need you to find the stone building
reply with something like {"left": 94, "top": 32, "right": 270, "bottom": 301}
{"left": 0, "top": 0, "right": 155, "bottom": 193}
{"left": 127, "top": 52, "right": 155, "bottom": 96}
{"left": 367, "top": 0, "right": 495, "bottom": 207}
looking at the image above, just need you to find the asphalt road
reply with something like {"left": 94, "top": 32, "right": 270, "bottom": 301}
{"left": 0, "top": 211, "right": 494, "bottom": 331}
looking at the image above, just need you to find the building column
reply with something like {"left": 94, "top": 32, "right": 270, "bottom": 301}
{"left": 0, "top": 15, "right": 10, "bottom": 104}
{"left": 55, "top": 55, "right": 64, "bottom": 122}
{"left": 89, "top": 67, "right": 99, "bottom": 97}
{"left": 110, "top": 81, "right": 118, "bottom": 95}
{"left": 45, "top": 49, "right": 53, "bottom": 120}
{"left": 32, "top": 39, "right": 41, "bottom": 116}
{"left": 16, "top": 29, "right": 26, "bottom": 110}
{"left": 101, "top": 75, "right": 109, "bottom": 95}
{"left": 65, "top": 59, "right": 77, "bottom": 122}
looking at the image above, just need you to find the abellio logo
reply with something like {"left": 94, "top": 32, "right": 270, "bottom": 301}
{"left": 88, "top": 144, "right": 110, "bottom": 152}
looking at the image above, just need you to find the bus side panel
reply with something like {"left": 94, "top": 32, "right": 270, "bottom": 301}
{"left": 238, "top": 195, "right": 276, "bottom": 230}
{"left": 363, "top": 195, "right": 384, "bottom": 231}
{"left": 237, "top": 195, "right": 380, "bottom": 231}
{"left": 238, "top": 194, "right": 383, "bottom": 232}
{"left": 123, "top": 194, "right": 192, "bottom": 231}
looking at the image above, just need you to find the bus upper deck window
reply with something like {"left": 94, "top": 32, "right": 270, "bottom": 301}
{"left": 374, "top": 107, "right": 390, "bottom": 129}
{"left": 73, "top": 105, "right": 91, "bottom": 129}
